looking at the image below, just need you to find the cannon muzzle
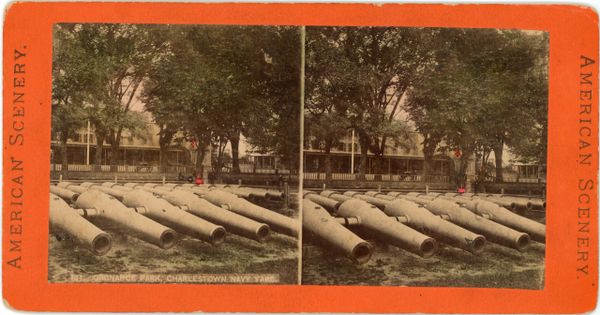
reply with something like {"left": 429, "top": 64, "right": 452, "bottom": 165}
{"left": 50, "top": 194, "right": 112, "bottom": 255}
{"left": 303, "top": 199, "right": 373, "bottom": 264}
{"left": 73, "top": 189, "right": 177, "bottom": 249}
{"left": 203, "top": 189, "right": 299, "bottom": 238}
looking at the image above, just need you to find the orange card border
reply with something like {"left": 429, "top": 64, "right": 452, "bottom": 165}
{"left": 3, "top": 2, "right": 598, "bottom": 313}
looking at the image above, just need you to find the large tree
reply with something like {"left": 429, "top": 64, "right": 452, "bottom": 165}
{"left": 407, "top": 29, "right": 548, "bottom": 184}
{"left": 67, "top": 24, "right": 162, "bottom": 171}
{"left": 241, "top": 26, "right": 302, "bottom": 172}
{"left": 306, "top": 27, "right": 428, "bottom": 179}
{"left": 144, "top": 25, "right": 301, "bottom": 175}
{"left": 52, "top": 24, "right": 98, "bottom": 176}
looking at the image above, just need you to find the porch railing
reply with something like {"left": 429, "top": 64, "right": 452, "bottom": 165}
{"left": 303, "top": 172, "right": 449, "bottom": 183}
{"left": 50, "top": 164, "right": 192, "bottom": 174}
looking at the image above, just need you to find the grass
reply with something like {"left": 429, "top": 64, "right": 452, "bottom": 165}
{"left": 302, "top": 237, "right": 545, "bottom": 288}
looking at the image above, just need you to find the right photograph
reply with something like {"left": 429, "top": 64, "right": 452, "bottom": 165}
{"left": 301, "top": 26, "right": 548, "bottom": 288}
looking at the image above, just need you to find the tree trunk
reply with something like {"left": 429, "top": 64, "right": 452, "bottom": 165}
{"left": 215, "top": 139, "right": 226, "bottom": 173}
{"left": 109, "top": 130, "right": 122, "bottom": 172}
{"left": 195, "top": 148, "right": 205, "bottom": 178}
{"left": 455, "top": 147, "right": 472, "bottom": 187}
{"left": 324, "top": 143, "right": 332, "bottom": 182}
{"left": 110, "top": 143, "right": 120, "bottom": 172}
{"left": 230, "top": 131, "right": 241, "bottom": 174}
{"left": 159, "top": 145, "right": 168, "bottom": 173}
{"left": 94, "top": 135, "right": 104, "bottom": 172}
{"left": 373, "top": 154, "right": 383, "bottom": 181}
{"left": 422, "top": 137, "right": 437, "bottom": 182}
{"left": 457, "top": 157, "right": 469, "bottom": 187}
{"left": 493, "top": 141, "right": 504, "bottom": 183}
{"left": 60, "top": 133, "right": 69, "bottom": 179}
{"left": 357, "top": 131, "right": 369, "bottom": 180}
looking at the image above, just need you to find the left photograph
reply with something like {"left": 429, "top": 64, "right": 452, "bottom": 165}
{"left": 48, "top": 23, "right": 301, "bottom": 284}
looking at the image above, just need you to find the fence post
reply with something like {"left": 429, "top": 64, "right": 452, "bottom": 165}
{"left": 322, "top": 183, "right": 326, "bottom": 191}
{"left": 426, "top": 184, "right": 429, "bottom": 194}
{"left": 501, "top": 188, "right": 505, "bottom": 194}
{"left": 238, "top": 179, "right": 242, "bottom": 186}
{"left": 114, "top": 174, "right": 118, "bottom": 184}
{"left": 59, "top": 174, "right": 62, "bottom": 183}
{"left": 162, "top": 175, "right": 166, "bottom": 185}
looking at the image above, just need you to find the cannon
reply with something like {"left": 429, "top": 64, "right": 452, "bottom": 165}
{"left": 143, "top": 187, "right": 270, "bottom": 242}
{"left": 199, "top": 188, "right": 299, "bottom": 238}
{"left": 220, "top": 186, "right": 284, "bottom": 201}
{"left": 345, "top": 192, "right": 486, "bottom": 254}
{"left": 304, "top": 192, "right": 341, "bottom": 212}
{"left": 488, "top": 194, "right": 532, "bottom": 211}
{"left": 479, "top": 196, "right": 518, "bottom": 211}
{"left": 50, "top": 185, "right": 80, "bottom": 203}
{"left": 311, "top": 191, "right": 437, "bottom": 258}
{"left": 49, "top": 194, "right": 112, "bottom": 255}
{"left": 492, "top": 194, "right": 545, "bottom": 210}
{"left": 455, "top": 198, "right": 545, "bottom": 243}
{"left": 303, "top": 198, "right": 372, "bottom": 264}
{"left": 67, "top": 188, "right": 177, "bottom": 249}
{"left": 403, "top": 195, "right": 530, "bottom": 251}
{"left": 244, "top": 187, "right": 284, "bottom": 200}
{"left": 105, "top": 185, "right": 226, "bottom": 245}
{"left": 528, "top": 198, "right": 546, "bottom": 210}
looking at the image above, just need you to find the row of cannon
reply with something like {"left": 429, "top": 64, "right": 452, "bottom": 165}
{"left": 49, "top": 182, "right": 298, "bottom": 256}
{"left": 303, "top": 190, "right": 545, "bottom": 264}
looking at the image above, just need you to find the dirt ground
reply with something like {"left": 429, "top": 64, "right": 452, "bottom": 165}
{"left": 302, "top": 210, "right": 546, "bottom": 289}
{"left": 49, "top": 194, "right": 299, "bottom": 285}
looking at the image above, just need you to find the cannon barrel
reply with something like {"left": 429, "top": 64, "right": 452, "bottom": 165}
{"left": 366, "top": 191, "right": 395, "bottom": 201}
{"left": 223, "top": 187, "right": 252, "bottom": 198}
{"left": 493, "top": 195, "right": 532, "bottom": 211}
{"left": 422, "top": 198, "right": 530, "bottom": 251}
{"left": 348, "top": 193, "right": 486, "bottom": 254}
{"left": 202, "top": 189, "right": 299, "bottom": 238}
{"left": 303, "top": 192, "right": 341, "bottom": 212}
{"left": 321, "top": 190, "right": 352, "bottom": 202}
{"left": 527, "top": 198, "right": 546, "bottom": 210}
{"left": 151, "top": 188, "right": 270, "bottom": 242}
{"left": 50, "top": 194, "right": 112, "bottom": 255}
{"left": 395, "top": 192, "right": 435, "bottom": 201}
{"left": 481, "top": 196, "right": 517, "bottom": 211}
{"left": 115, "top": 188, "right": 226, "bottom": 245}
{"left": 50, "top": 185, "right": 80, "bottom": 203}
{"left": 303, "top": 199, "right": 372, "bottom": 264}
{"left": 72, "top": 189, "right": 177, "bottom": 249}
{"left": 228, "top": 187, "right": 284, "bottom": 201}
{"left": 458, "top": 199, "right": 545, "bottom": 243}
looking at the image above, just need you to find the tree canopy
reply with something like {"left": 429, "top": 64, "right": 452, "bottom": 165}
{"left": 306, "top": 27, "right": 548, "bottom": 183}
{"left": 53, "top": 23, "right": 301, "bottom": 174}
